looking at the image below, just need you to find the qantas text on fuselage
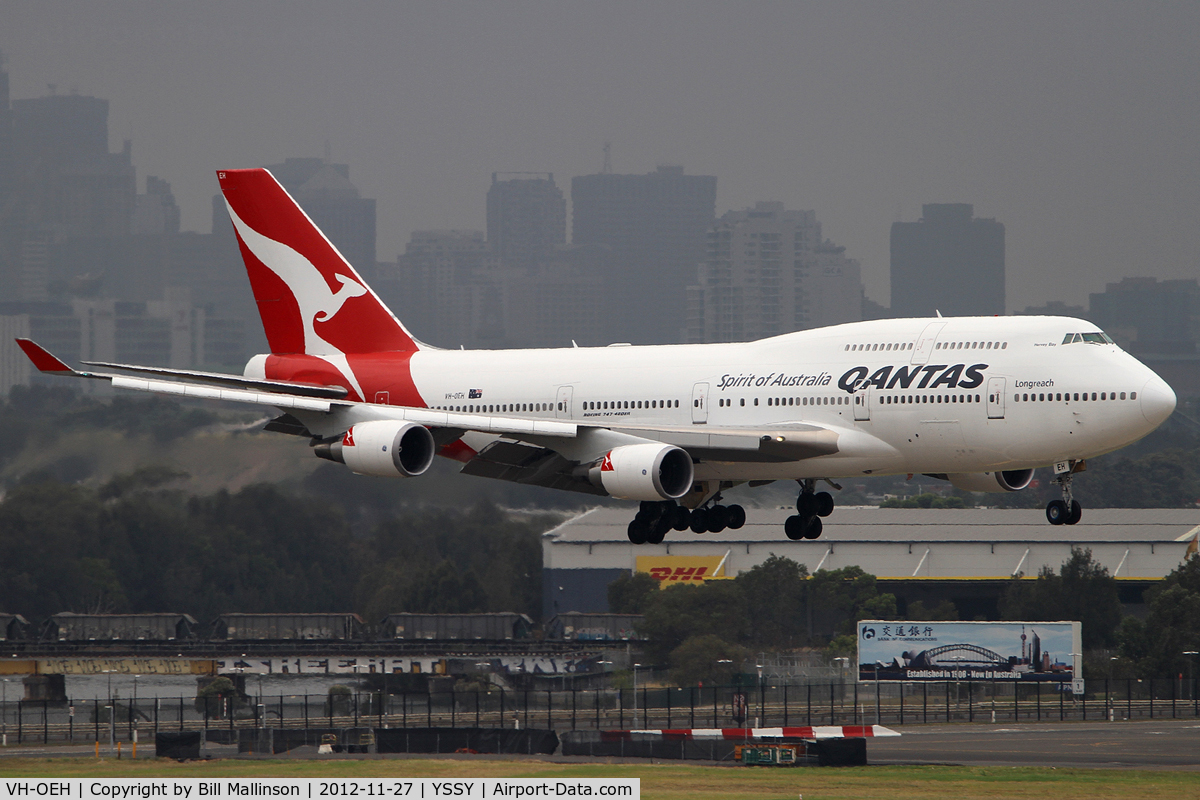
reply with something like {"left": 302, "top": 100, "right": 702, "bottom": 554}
{"left": 15, "top": 168, "right": 1177, "bottom": 542}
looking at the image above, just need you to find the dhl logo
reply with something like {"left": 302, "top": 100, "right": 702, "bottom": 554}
{"left": 637, "top": 556, "right": 726, "bottom": 582}
{"left": 648, "top": 566, "right": 709, "bottom": 582}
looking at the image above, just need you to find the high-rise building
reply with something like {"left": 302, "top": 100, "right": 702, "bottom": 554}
{"left": 486, "top": 173, "right": 565, "bottom": 269}
{"left": 10, "top": 93, "right": 136, "bottom": 240}
{"left": 572, "top": 165, "right": 716, "bottom": 344}
{"left": 383, "top": 230, "right": 500, "bottom": 348}
{"left": 260, "top": 158, "right": 377, "bottom": 280}
{"left": 687, "top": 202, "right": 862, "bottom": 343}
{"left": 1089, "top": 277, "right": 1200, "bottom": 355}
{"left": 132, "top": 176, "right": 181, "bottom": 236}
{"left": 890, "top": 203, "right": 1004, "bottom": 318}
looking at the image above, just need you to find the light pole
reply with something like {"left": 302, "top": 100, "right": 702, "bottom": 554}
{"left": 132, "top": 674, "right": 140, "bottom": 745}
{"left": 632, "top": 664, "right": 642, "bottom": 728}
{"left": 1183, "top": 652, "right": 1198, "bottom": 701}
{"left": 755, "top": 663, "right": 764, "bottom": 727}
{"left": 2, "top": 678, "right": 8, "bottom": 747}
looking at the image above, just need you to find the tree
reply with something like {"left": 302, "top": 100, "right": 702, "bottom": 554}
{"left": 1001, "top": 548, "right": 1122, "bottom": 648}
{"left": 608, "top": 571, "right": 660, "bottom": 614}
{"left": 737, "top": 555, "right": 809, "bottom": 648}
{"left": 808, "top": 566, "right": 897, "bottom": 638}
{"left": 195, "top": 677, "right": 243, "bottom": 719}
{"left": 905, "top": 600, "right": 958, "bottom": 620}
{"left": 638, "top": 581, "right": 747, "bottom": 663}
{"left": 1119, "top": 557, "right": 1200, "bottom": 676}
{"left": 668, "top": 634, "right": 750, "bottom": 687}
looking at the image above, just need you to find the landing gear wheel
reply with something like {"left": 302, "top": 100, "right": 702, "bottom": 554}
{"left": 726, "top": 504, "right": 746, "bottom": 529}
{"left": 784, "top": 515, "right": 805, "bottom": 540}
{"left": 815, "top": 491, "right": 835, "bottom": 517}
{"left": 670, "top": 506, "right": 691, "bottom": 531}
{"left": 1046, "top": 500, "right": 1068, "bottom": 525}
{"left": 707, "top": 505, "right": 730, "bottom": 533}
{"left": 796, "top": 493, "right": 818, "bottom": 517}
{"left": 627, "top": 519, "right": 650, "bottom": 544}
{"left": 646, "top": 520, "right": 667, "bottom": 545}
{"left": 803, "top": 516, "right": 823, "bottom": 539}
{"left": 1066, "top": 500, "right": 1082, "bottom": 525}
{"left": 689, "top": 507, "right": 709, "bottom": 534}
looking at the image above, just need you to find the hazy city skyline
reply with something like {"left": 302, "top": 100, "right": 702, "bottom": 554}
{"left": 2, "top": 2, "right": 1197, "bottom": 313}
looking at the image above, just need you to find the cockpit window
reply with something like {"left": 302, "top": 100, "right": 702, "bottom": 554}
{"left": 1063, "top": 332, "right": 1115, "bottom": 345}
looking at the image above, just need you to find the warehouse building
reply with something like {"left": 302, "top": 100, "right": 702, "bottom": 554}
{"left": 542, "top": 507, "right": 1199, "bottom": 619}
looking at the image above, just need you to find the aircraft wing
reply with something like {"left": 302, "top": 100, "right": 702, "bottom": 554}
{"left": 16, "top": 338, "right": 839, "bottom": 472}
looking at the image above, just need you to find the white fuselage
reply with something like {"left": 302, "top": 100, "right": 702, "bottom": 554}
{"left": 396, "top": 315, "right": 1174, "bottom": 481}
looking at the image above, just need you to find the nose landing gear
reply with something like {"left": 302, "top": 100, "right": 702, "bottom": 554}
{"left": 1046, "top": 466, "right": 1083, "bottom": 525}
{"left": 785, "top": 479, "right": 836, "bottom": 540}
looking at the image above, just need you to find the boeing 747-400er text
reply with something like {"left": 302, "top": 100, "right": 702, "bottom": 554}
{"left": 16, "top": 169, "right": 1178, "bottom": 542}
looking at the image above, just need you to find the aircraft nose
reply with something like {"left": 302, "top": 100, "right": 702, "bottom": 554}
{"left": 1139, "top": 374, "right": 1176, "bottom": 428}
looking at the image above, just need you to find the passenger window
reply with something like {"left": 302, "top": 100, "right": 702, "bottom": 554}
{"left": 740, "top": 398, "right": 746, "bottom": 406}
{"left": 1131, "top": 392, "right": 1136, "bottom": 400}
{"left": 1120, "top": 392, "right": 1126, "bottom": 400}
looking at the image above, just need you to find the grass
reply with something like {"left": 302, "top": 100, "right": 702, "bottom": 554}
{"left": 1, "top": 758, "right": 1198, "bottom": 799}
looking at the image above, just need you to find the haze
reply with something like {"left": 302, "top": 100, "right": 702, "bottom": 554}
{"left": 2, "top": 1, "right": 1196, "bottom": 311}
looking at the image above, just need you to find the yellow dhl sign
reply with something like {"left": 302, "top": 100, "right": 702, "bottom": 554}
{"left": 636, "top": 555, "right": 727, "bottom": 583}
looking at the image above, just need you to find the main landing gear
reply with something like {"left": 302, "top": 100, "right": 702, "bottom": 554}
{"left": 785, "top": 479, "right": 836, "bottom": 540}
{"left": 627, "top": 499, "right": 746, "bottom": 545}
{"left": 1046, "top": 468, "right": 1083, "bottom": 525}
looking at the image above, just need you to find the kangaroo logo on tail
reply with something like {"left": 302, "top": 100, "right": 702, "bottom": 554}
{"left": 217, "top": 168, "right": 420, "bottom": 359}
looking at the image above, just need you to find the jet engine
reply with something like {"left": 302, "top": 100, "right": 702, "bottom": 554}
{"left": 314, "top": 420, "right": 436, "bottom": 478}
{"left": 945, "top": 469, "right": 1035, "bottom": 493}
{"left": 588, "top": 443, "right": 694, "bottom": 501}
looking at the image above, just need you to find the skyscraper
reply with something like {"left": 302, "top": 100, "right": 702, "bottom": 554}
{"left": 572, "top": 165, "right": 716, "bottom": 344}
{"left": 261, "top": 157, "right": 377, "bottom": 280}
{"left": 486, "top": 172, "right": 565, "bottom": 269}
{"left": 687, "top": 202, "right": 863, "bottom": 343}
{"left": 890, "top": 203, "right": 1004, "bottom": 318}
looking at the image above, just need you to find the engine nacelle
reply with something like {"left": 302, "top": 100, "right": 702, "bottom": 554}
{"left": 945, "top": 469, "right": 1035, "bottom": 493}
{"left": 589, "top": 443, "right": 694, "bottom": 501}
{"left": 314, "top": 420, "right": 436, "bottom": 478}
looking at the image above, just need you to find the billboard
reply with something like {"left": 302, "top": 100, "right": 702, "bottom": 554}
{"left": 857, "top": 620, "right": 1082, "bottom": 684}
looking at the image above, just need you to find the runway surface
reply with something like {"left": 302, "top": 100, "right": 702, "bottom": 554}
{"left": 869, "top": 719, "right": 1200, "bottom": 769}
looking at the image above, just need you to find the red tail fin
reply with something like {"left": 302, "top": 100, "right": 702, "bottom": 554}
{"left": 217, "top": 168, "right": 420, "bottom": 355}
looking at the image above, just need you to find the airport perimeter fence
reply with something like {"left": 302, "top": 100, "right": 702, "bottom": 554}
{"left": 1, "top": 678, "right": 1197, "bottom": 745}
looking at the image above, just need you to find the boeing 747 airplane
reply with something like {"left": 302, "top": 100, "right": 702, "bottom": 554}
{"left": 16, "top": 169, "right": 1177, "bottom": 543}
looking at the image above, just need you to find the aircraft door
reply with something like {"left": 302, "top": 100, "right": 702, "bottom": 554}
{"left": 911, "top": 322, "right": 947, "bottom": 365}
{"left": 987, "top": 377, "right": 1006, "bottom": 419}
{"left": 853, "top": 385, "right": 872, "bottom": 421}
{"left": 691, "top": 382, "right": 709, "bottom": 424}
{"left": 556, "top": 385, "right": 574, "bottom": 419}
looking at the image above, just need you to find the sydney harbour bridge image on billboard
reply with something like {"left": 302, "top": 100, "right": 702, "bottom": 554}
{"left": 857, "top": 621, "right": 1083, "bottom": 683}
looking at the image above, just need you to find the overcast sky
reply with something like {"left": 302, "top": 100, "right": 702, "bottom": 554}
{"left": 3, "top": 1, "right": 1197, "bottom": 312}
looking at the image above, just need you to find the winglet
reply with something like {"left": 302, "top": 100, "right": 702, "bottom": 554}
{"left": 15, "top": 339, "right": 77, "bottom": 375}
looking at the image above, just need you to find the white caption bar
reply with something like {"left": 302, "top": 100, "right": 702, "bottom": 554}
{"left": 0, "top": 779, "right": 639, "bottom": 800}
